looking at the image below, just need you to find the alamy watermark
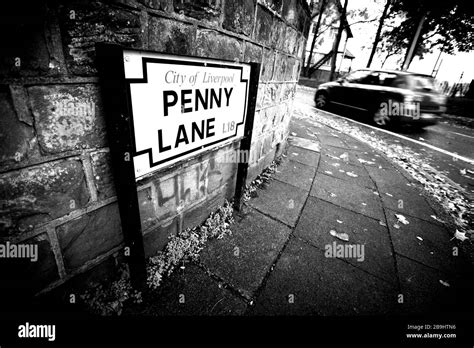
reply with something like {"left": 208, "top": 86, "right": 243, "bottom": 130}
{"left": 325, "top": 241, "right": 365, "bottom": 262}
{"left": 18, "top": 322, "right": 55, "bottom": 341}
{"left": 0, "top": 241, "right": 38, "bottom": 262}
{"left": 379, "top": 100, "right": 420, "bottom": 119}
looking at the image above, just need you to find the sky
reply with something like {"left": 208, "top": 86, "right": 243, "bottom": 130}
{"left": 344, "top": 0, "right": 474, "bottom": 84}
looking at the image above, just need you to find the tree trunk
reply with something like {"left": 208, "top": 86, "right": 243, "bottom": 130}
{"left": 402, "top": 12, "right": 426, "bottom": 71}
{"left": 329, "top": 0, "right": 348, "bottom": 81}
{"left": 366, "top": 0, "right": 391, "bottom": 68}
{"left": 304, "top": 0, "right": 328, "bottom": 77}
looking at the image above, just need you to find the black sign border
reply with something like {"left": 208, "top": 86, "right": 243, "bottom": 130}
{"left": 126, "top": 57, "right": 249, "bottom": 175}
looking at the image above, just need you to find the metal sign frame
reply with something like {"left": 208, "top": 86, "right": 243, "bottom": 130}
{"left": 96, "top": 43, "right": 260, "bottom": 287}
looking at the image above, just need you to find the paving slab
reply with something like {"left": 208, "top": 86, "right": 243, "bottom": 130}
{"left": 386, "top": 209, "right": 463, "bottom": 274}
{"left": 310, "top": 173, "right": 385, "bottom": 221}
{"left": 247, "top": 180, "right": 308, "bottom": 227}
{"left": 200, "top": 207, "right": 292, "bottom": 299}
{"left": 294, "top": 197, "right": 397, "bottom": 284}
{"left": 396, "top": 255, "right": 460, "bottom": 316}
{"left": 288, "top": 136, "right": 321, "bottom": 153}
{"left": 272, "top": 159, "right": 316, "bottom": 191}
{"left": 249, "top": 237, "right": 397, "bottom": 316}
{"left": 317, "top": 157, "right": 376, "bottom": 190}
{"left": 379, "top": 185, "right": 437, "bottom": 223}
{"left": 131, "top": 264, "right": 247, "bottom": 316}
{"left": 288, "top": 121, "right": 316, "bottom": 140}
{"left": 365, "top": 165, "right": 412, "bottom": 193}
{"left": 285, "top": 145, "right": 320, "bottom": 167}
{"left": 317, "top": 134, "right": 349, "bottom": 149}
{"left": 321, "top": 145, "right": 364, "bottom": 167}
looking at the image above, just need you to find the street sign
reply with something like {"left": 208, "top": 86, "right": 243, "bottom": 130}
{"left": 96, "top": 44, "right": 259, "bottom": 287}
{"left": 123, "top": 50, "right": 251, "bottom": 180}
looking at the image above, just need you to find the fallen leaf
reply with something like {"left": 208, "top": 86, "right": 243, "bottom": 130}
{"left": 393, "top": 224, "right": 400, "bottom": 229}
{"left": 395, "top": 214, "right": 409, "bottom": 225}
{"left": 329, "top": 229, "right": 349, "bottom": 241}
{"left": 439, "top": 280, "right": 450, "bottom": 287}
{"left": 460, "top": 169, "right": 467, "bottom": 175}
{"left": 452, "top": 230, "right": 468, "bottom": 241}
{"left": 330, "top": 193, "right": 337, "bottom": 197}
{"left": 379, "top": 220, "right": 387, "bottom": 226}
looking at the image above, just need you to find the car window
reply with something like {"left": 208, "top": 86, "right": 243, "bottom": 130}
{"left": 412, "top": 75, "right": 437, "bottom": 91}
{"left": 391, "top": 76, "right": 408, "bottom": 89}
{"left": 378, "top": 72, "right": 398, "bottom": 86}
{"left": 345, "top": 70, "right": 371, "bottom": 83}
{"left": 359, "top": 72, "right": 380, "bottom": 85}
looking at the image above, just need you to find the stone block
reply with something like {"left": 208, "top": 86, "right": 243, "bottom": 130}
{"left": 0, "top": 86, "right": 36, "bottom": 166}
{"left": 262, "top": 83, "right": 282, "bottom": 106}
{"left": 256, "top": 84, "right": 265, "bottom": 109}
{"left": 0, "top": 160, "right": 90, "bottom": 236}
{"left": 57, "top": 203, "right": 123, "bottom": 272}
{"left": 143, "top": 218, "right": 177, "bottom": 257}
{"left": 282, "top": 0, "right": 298, "bottom": 27}
{"left": 273, "top": 53, "right": 289, "bottom": 81}
{"left": 90, "top": 150, "right": 115, "bottom": 200}
{"left": 28, "top": 84, "right": 107, "bottom": 154}
{"left": 153, "top": 175, "right": 179, "bottom": 221}
{"left": 261, "top": 0, "right": 283, "bottom": 14}
{"left": 138, "top": 0, "right": 173, "bottom": 12}
{"left": 1, "top": 233, "right": 59, "bottom": 296}
{"left": 270, "top": 18, "right": 285, "bottom": 50}
{"left": 0, "top": 2, "right": 59, "bottom": 78}
{"left": 182, "top": 193, "right": 225, "bottom": 231}
{"left": 59, "top": 1, "right": 142, "bottom": 75}
{"left": 138, "top": 187, "right": 156, "bottom": 231}
{"left": 243, "top": 42, "right": 263, "bottom": 63}
{"left": 223, "top": 0, "right": 255, "bottom": 36}
{"left": 253, "top": 5, "right": 273, "bottom": 46}
{"left": 195, "top": 30, "right": 242, "bottom": 61}
{"left": 148, "top": 16, "right": 194, "bottom": 55}
{"left": 174, "top": 0, "right": 222, "bottom": 26}
{"left": 285, "top": 27, "right": 298, "bottom": 55}
{"left": 281, "top": 83, "right": 296, "bottom": 100}
{"left": 260, "top": 48, "right": 274, "bottom": 82}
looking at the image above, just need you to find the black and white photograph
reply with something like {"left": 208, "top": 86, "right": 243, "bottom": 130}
{"left": 0, "top": 0, "right": 473, "bottom": 345}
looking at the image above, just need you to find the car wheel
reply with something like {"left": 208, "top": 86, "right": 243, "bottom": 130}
{"left": 372, "top": 105, "right": 391, "bottom": 127}
{"left": 315, "top": 92, "right": 329, "bottom": 110}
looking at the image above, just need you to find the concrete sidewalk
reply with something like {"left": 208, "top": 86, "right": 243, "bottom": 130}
{"left": 128, "top": 109, "right": 473, "bottom": 316}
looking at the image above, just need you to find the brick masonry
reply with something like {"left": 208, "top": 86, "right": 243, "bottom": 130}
{"left": 0, "top": 0, "right": 310, "bottom": 293}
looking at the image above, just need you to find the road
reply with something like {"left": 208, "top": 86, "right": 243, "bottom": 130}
{"left": 295, "top": 86, "right": 474, "bottom": 193}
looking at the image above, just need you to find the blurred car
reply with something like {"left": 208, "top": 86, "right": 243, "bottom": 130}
{"left": 314, "top": 69, "right": 447, "bottom": 127}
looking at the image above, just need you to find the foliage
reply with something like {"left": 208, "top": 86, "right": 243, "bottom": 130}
{"left": 80, "top": 265, "right": 143, "bottom": 316}
{"left": 381, "top": 0, "right": 474, "bottom": 66}
{"left": 146, "top": 200, "right": 234, "bottom": 289}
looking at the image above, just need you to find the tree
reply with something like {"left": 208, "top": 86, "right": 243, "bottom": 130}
{"left": 329, "top": 0, "right": 348, "bottom": 80}
{"left": 384, "top": 0, "right": 474, "bottom": 70}
{"left": 366, "top": 0, "right": 391, "bottom": 68}
{"left": 304, "top": 0, "right": 328, "bottom": 76}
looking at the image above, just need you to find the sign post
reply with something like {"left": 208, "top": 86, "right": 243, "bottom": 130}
{"left": 96, "top": 43, "right": 259, "bottom": 287}
{"left": 96, "top": 43, "right": 147, "bottom": 288}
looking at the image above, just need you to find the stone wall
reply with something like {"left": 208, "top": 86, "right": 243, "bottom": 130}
{"left": 0, "top": 0, "right": 310, "bottom": 294}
